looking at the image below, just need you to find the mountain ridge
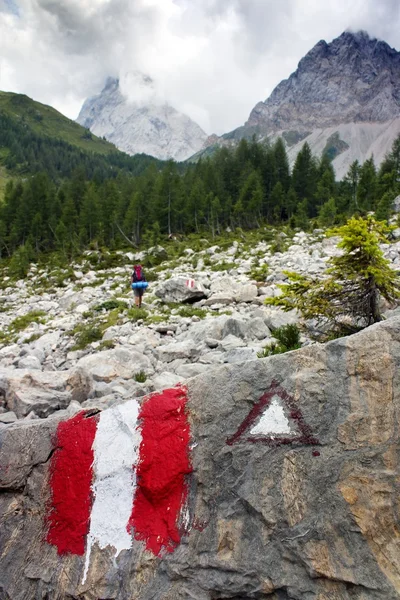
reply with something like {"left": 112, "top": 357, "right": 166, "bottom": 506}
{"left": 197, "top": 30, "right": 400, "bottom": 178}
{"left": 77, "top": 77, "right": 208, "bottom": 162}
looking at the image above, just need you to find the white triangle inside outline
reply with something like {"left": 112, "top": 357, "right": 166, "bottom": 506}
{"left": 249, "top": 396, "right": 293, "bottom": 436}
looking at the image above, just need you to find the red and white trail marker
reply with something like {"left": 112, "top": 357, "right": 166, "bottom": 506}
{"left": 45, "top": 386, "right": 193, "bottom": 581}
{"left": 226, "top": 380, "right": 319, "bottom": 447}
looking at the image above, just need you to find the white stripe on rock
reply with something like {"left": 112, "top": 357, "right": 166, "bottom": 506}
{"left": 82, "top": 399, "right": 141, "bottom": 583}
{"left": 249, "top": 397, "right": 292, "bottom": 436}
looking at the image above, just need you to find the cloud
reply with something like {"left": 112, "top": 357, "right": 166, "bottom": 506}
{"left": 0, "top": 0, "right": 400, "bottom": 134}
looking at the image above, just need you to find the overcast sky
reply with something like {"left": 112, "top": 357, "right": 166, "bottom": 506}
{"left": 0, "top": 0, "right": 400, "bottom": 134}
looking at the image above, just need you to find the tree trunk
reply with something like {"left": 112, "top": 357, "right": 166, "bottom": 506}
{"left": 368, "top": 277, "right": 381, "bottom": 324}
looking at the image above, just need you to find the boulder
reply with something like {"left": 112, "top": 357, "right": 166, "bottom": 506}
{"left": 157, "top": 340, "right": 199, "bottom": 363}
{"left": 0, "top": 411, "right": 17, "bottom": 424}
{"left": 17, "top": 355, "right": 42, "bottom": 370}
{"left": 263, "top": 307, "right": 300, "bottom": 330}
{"left": 77, "top": 347, "right": 153, "bottom": 382}
{"left": 152, "top": 371, "right": 182, "bottom": 390}
{"left": 0, "top": 367, "right": 93, "bottom": 419}
{"left": 236, "top": 283, "right": 258, "bottom": 303}
{"left": 2, "top": 318, "right": 400, "bottom": 598}
{"left": 155, "top": 277, "right": 207, "bottom": 303}
{"left": 185, "top": 315, "right": 247, "bottom": 344}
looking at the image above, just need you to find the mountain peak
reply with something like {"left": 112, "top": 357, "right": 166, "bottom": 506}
{"left": 77, "top": 76, "right": 207, "bottom": 161}
{"left": 246, "top": 29, "right": 400, "bottom": 132}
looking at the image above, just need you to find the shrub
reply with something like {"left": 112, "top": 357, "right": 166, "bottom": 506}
{"left": 9, "top": 310, "right": 46, "bottom": 332}
{"left": 94, "top": 299, "right": 128, "bottom": 312}
{"left": 177, "top": 306, "right": 207, "bottom": 319}
{"left": 272, "top": 323, "right": 301, "bottom": 349}
{"left": 250, "top": 263, "right": 269, "bottom": 282}
{"left": 127, "top": 307, "right": 148, "bottom": 321}
{"left": 210, "top": 262, "right": 236, "bottom": 272}
{"left": 257, "top": 324, "right": 301, "bottom": 358}
{"left": 267, "top": 216, "right": 400, "bottom": 333}
{"left": 99, "top": 339, "right": 116, "bottom": 350}
{"left": 72, "top": 325, "right": 103, "bottom": 350}
{"left": 134, "top": 370, "right": 147, "bottom": 383}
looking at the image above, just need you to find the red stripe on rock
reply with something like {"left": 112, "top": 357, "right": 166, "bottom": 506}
{"left": 46, "top": 412, "right": 98, "bottom": 555}
{"left": 128, "top": 386, "right": 192, "bottom": 556}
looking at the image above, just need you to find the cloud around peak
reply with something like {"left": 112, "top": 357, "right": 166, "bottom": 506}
{"left": 0, "top": 0, "right": 399, "bottom": 134}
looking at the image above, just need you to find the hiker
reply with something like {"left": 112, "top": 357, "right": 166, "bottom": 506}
{"left": 131, "top": 264, "right": 146, "bottom": 308}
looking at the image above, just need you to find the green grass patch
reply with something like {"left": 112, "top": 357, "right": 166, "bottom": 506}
{"left": 9, "top": 310, "right": 46, "bottom": 332}
{"left": 99, "top": 339, "right": 116, "bottom": 350}
{"left": 127, "top": 307, "right": 148, "bottom": 321}
{"left": 210, "top": 262, "right": 236, "bottom": 272}
{"left": 94, "top": 299, "right": 128, "bottom": 312}
{"left": 249, "top": 263, "right": 269, "bottom": 282}
{"left": 71, "top": 324, "right": 103, "bottom": 350}
{"left": 145, "top": 315, "right": 169, "bottom": 325}
{"left": 257, "top": 324, "right": 301, "bottom": 357}
{"left": 177, "top": 306, "right": 207, "bottom": 319}
{"left": 134, "top": 370, "right": 147, "bottom": 383}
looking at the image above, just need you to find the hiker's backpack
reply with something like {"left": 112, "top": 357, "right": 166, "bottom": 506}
{"left": 132, "top": 265, "right": 144, "bottom": 282}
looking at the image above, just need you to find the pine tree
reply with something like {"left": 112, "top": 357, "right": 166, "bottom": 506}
{"left": 357, "top": 158, "right": 377, "bottom": 212}
{"left": 292, "top": 142, "right": 318, "bottom": 214}
{"left": 318, "top": 198, "right": 337, "bottom": 227}
{"left": 267, "top": 216, "right": 400, "bottom": 333}
{"left": 273, "top": 138, "right": 290, "bottom": 192}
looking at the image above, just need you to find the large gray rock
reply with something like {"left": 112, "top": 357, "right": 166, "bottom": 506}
{"left": 0, "top": 367, "right": 93, "bottom": 418}
{"left": 2, "top": 318, "right": 400, "bottom": 598}
{"left": 185, "top": 315, "right": 248, "bottom": 344}
{"left": 77, "top": 347, "right": 153, "bottom": 381}
{"left": 155, "top": 277, "right": 207, "bottom": 303}
{"left": 157, "top": 340, "right": 199, "bottom": 363}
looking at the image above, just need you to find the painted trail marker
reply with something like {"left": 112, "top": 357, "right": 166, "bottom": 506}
{"left": 226, "top": 380, "right": 319, "bottom": 446}
{"left": 45, "top": 386, "right": 193, "bottom": 580}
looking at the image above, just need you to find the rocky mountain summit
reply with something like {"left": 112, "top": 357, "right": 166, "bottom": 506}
{"left": 77, "top": 77, "right": 207, "bottom": 161}
{"left": 248, "top": 30, "right": 400, "bottom": 132}
{"left": 210, "top": 31, "right": 400, "bottom": 179}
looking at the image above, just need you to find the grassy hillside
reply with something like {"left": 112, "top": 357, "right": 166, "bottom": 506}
{"left": 0, "top": 91, "right": 115, "bottom": 155}
{"left": 0, "top": 90, "right": 163, "bottom": 183}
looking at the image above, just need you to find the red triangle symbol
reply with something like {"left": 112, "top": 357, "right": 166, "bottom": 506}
{"left": 226, "top": 380, "right": 319, "bottom": 447}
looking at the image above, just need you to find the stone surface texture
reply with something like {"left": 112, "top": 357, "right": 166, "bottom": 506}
{"left": 1, "top": 318, "right": 400, "bottom": 599}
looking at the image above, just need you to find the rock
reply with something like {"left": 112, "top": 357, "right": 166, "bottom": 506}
{"left": 58, "top": 291, "right": 85, "bottom": 311}
{"left": 0, "top": 368, "right": 93, "bottom": 419}
{"left": 2, "top": 318, "right": 400, "bottom": 598}
{"left": 186, "top": 315, "right": 247, "bottom": 344}
{"left": 155, "top": 277, "right": 207, "bottom": 303}
{"left": 205, "top": 338, "right": 219, "bottom": 349}
{"left": 263, "top": 307, "right": 299, "bottom": 330}
{"left": 154, "top": 323, "right": 178, "bottom": 334}
{"left": 0, "top": 411, "right": 17, "bottom": 424}
{"left": 152, "top": 371, "right": 182, "bottom": 390}
{"left": 175, "top": 363, "right": 209, "bottom": 378}
{"left": 244, "top": 316, "right": 271, "bottom": 340}
{"left": 203, "top": 292, "right": 235, "bottom": 306}
{"left": 157, "top": 340, "right": 199, "bottom": 363}
{"left": 209, "top": 276, "right": 238, "bottom": 295}
{"left": 219, "top": 334, "right": 246, "bottom": 351}
{"left": 393, "top": 195, "right": 400, "bottom": 213}
{"left": 391, "top": 228, "right": 400, "bottom": 240}
{"left": 223, "top": 347, "right": 259, "bottom": 363}
{"left": 31, "top": 331, "right": 62, "bottom": 356}
{"left": 17, "top": 355, "right": 42, "bottom": 370}
{"left": 77, "top": 347, "right": 153, "bottom": 382}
